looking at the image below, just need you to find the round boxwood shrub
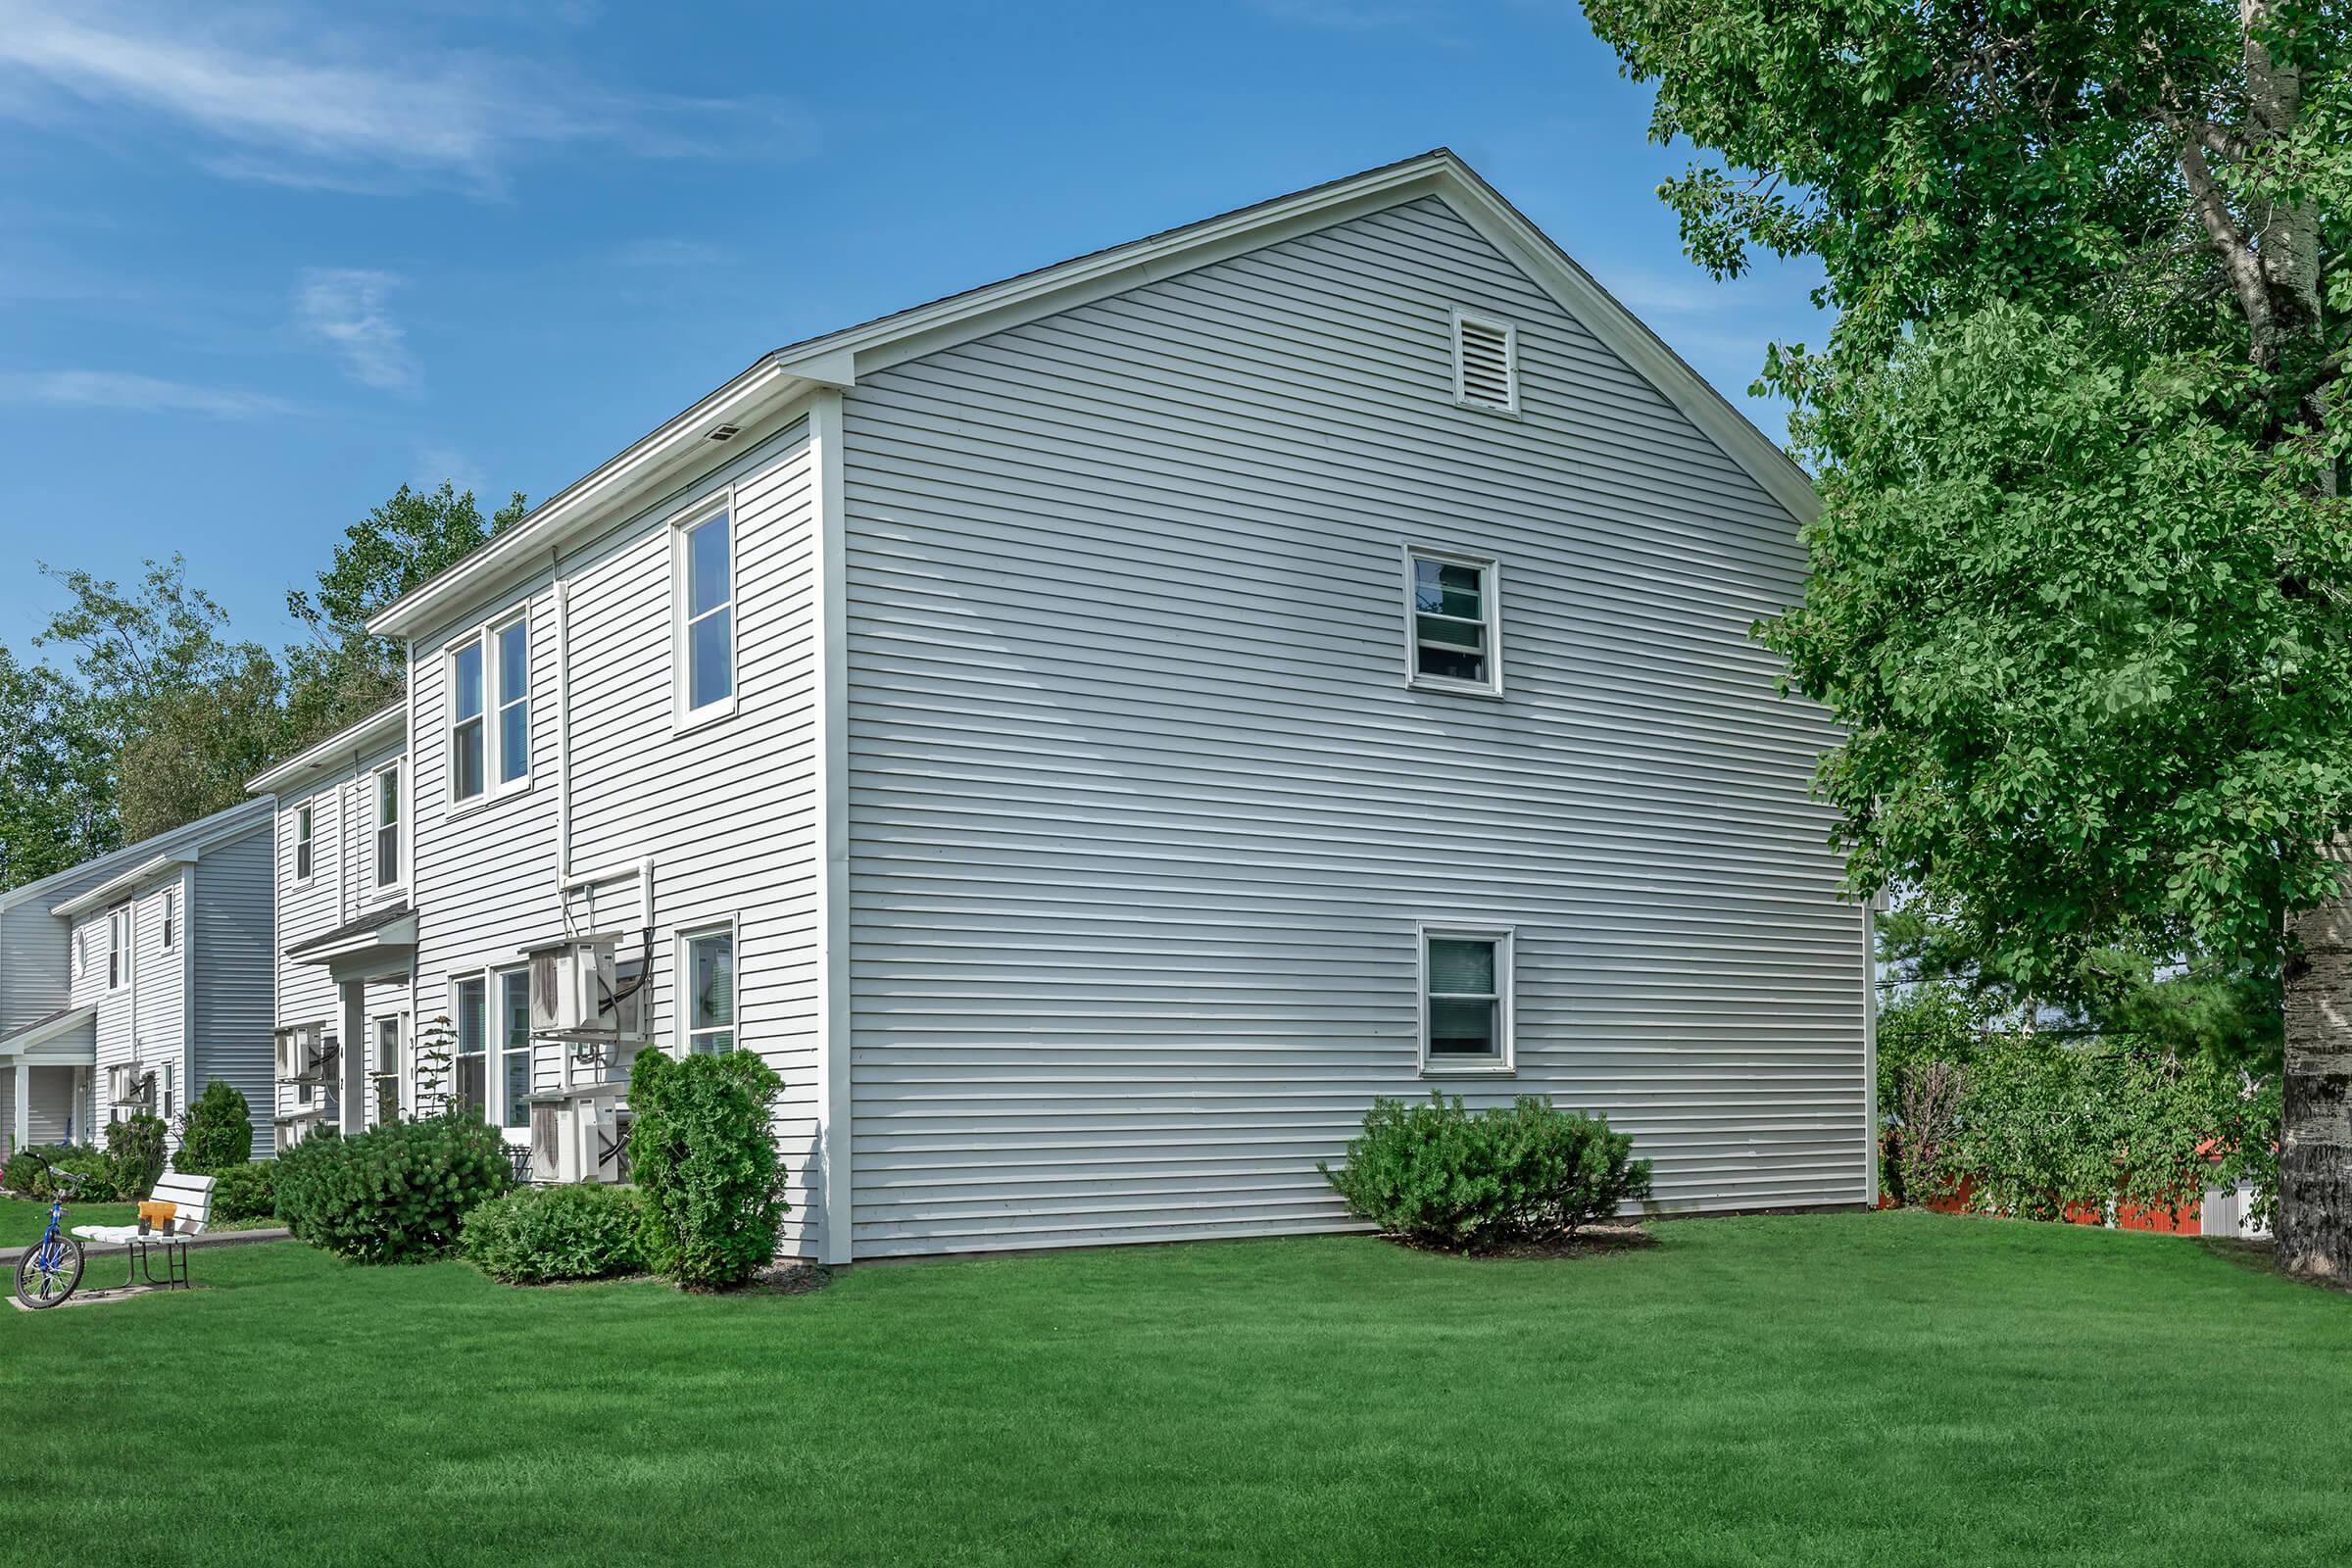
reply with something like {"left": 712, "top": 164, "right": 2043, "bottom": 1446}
{"left": 628, "top": 1049, "right": 789, "bottom": 1290}
{"left": 3, "top": 1142, "right": 118, "bottom": 1201}
{"left": 462, "top": 1183, "right": 645, "bottom": 1284}
{"left": 274, "top": 1114, "right": 511, "bottom": 1264}
{"left": 105, "top": 1111, "right": 169, "bottom": 1200}
{"left": 174, "top": 1079, "right": 255, "bottom": 1174}
{"left": 1319, "top": 1093, "right": 1654, "bottom": 1250}
{"left": 208, "top": 1160, "right": 277, "bottom": 1223}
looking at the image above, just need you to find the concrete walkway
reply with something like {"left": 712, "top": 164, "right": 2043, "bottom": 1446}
{"left": 0, "top": 1226, "right": 290, "bottom": 1264}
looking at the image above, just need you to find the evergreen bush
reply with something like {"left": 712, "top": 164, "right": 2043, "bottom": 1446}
{"left": 208, "top": 1160, "right": 277, "bottom": 1223}
{"left": 173, "top": 1079, "right": 255, "bottom": 1173}
{"left": 628, "top": 1049, "right": 789, "bottom": 1290}
{"left": 274, "top": 1114, "right": 510, "bottom": 1263}
{"left": 1319, "top": 1094, "right": 1652, "bottom": 1250}
{"left": 3, "top": 1142, "right": 117, "bottom": 1201}
{"left": 105, "top": 1111, "right": 169, "bottom": 1200}
{"left": 462, "top": 1183, "right": 645, "bottom": 1284}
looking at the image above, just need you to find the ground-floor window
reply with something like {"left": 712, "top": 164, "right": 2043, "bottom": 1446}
{"left": 454, "top": 976, "right": 487, "bottom": 1116}
{"left": 1419, "top": 925, "right": 1514, "bottom": 1074}
{"left": 373, "top": 1015, "right": 402, "bottom": 1122}
{"left": 681, "top": 927, "right": 734, "bottom": 1054}
{"left": 500, "top": 967, "right": 531, "bottom": 1130}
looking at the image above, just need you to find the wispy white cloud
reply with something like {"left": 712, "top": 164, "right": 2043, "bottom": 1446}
{"left": 415, "top": 445, "right": 487, "bottom": 497}
{"left": 295, "top": 268, "right": 419, "bottom": 394}
{"left": 0, "top": 4, "right": 814, "bottom": 195}
{"left": 0, "top": 369, "right": 305, "bottom": 420}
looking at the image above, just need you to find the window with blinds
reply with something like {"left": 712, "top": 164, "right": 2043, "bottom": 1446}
{"left": 1421, "top": 926, "right": 1513, "bottom": 1072}
{"left": 684, "top": 927, "right": 735, "bottom": 1054}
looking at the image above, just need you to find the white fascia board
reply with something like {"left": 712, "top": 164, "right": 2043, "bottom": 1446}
{"left": 369, "top": 362, "right": 809, "bottom": 639}
{"left": 51, "top": 853, "right": 197, "bottom": 918}
{"left": 245, "top": 704, "right": 408, "bottom": 796}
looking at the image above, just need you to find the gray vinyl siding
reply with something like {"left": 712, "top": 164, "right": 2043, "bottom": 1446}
{"left": 193, "top": 828, "right": 275, "bottom": 1160}
{"left": 410, "top": 422, "right": 824, "bottom": 1251}
{"left": 0, "top": 904, "right": 69, "bottom": 1033}
{"left": 837, "top": 193, "right": 1862, "bottom": 1255}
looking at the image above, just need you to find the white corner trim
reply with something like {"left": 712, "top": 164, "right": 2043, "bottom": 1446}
{"left": 810, "top": 387, "right": 854, "bottom": 1265}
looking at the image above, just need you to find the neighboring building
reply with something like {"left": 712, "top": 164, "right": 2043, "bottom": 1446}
{"left": 0, "top": 798, "right": 276, "bottom": 1162}
{"left": 246, "top": 703, "right": 410, "bottom": 1153}
{"left": 307, "top": 148, "right": 1862, "bottom": 1263}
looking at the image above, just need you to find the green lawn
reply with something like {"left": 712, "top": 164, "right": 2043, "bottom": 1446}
{"left": 0, "top": 1195, "right": 135, "bottom": 1246}
{"left": 4, "top": 1211, "right": 2347, "bottom": 1566}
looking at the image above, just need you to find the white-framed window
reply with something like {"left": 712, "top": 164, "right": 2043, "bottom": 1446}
{"left": 453, "top": 975, "right": 488, "bottom": 1118}
{"left": 678, "top": 924, "right": 735, "bottom": 1054}
{"left": 160, "top": 888, "right": 175, "bottom": 952}
{"left": 1418, "top": 923, "right": 1514, "bottom": 1075}
{"left": 674, "top": 502, "right": 735, "bottom": 723}
{"left": 73, "top": 928, "right": 86, "bottom": 978}
{"left": 1450, "top": 308, "right": 1519, "bottom": 416}
{"left": 107, "top": 906, "right": 130, "bottom": 990}
{"left": 448, "top": 612, "right": 531, "bottom": 804}
{"left": 449, "top": 636, "right": 486, "bottom": 803}
{"left": 1404, "top": 548, "right": 1502, "bottom": 695}
{"left": 374, "top": 764, "right": 402, "bottom": 887}
{"left": 497, "top": 967, "right": 531, "bottom": 1132}
{"left": 294, "top": 802, "right": 315, "bottom": 882}
{"left": 373, "top": 1015, "right": 403, "bottom": 1122}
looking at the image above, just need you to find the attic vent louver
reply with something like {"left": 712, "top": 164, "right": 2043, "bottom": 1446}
{"left": 706, "top": 423, "right": 742, "bottom": 443}
{"left": 1450, "top": 311, "right": 1517, "bottom": 415}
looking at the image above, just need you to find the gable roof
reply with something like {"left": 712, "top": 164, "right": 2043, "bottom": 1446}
{"left": 0, "top": 795, "right": 276, "bottom": 918}
{"left": 369, "top": 148, "right": 1816, "bottom": 640}
{"left": 245, "top": 698, "right": 408, "bottom": 797}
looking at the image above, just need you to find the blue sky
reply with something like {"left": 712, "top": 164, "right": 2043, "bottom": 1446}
{"left": 0, "top": 0, "right": 1827, "bottom": 652}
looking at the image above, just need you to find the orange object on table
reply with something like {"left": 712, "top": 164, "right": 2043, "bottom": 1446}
{"left": 138, "top": 1200, "right": 178, "bottom": 1233}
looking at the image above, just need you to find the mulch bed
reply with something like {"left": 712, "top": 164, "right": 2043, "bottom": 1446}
{"left": 739, "top": 1262, "right": 835, "bottom": 1296}
{"left": 1388, "top": 1224, "right": 1657, "bottom": 1261}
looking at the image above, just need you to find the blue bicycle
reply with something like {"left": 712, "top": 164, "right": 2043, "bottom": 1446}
{"left": 15, "top": 1152, "right": 88, "bottom": 1309}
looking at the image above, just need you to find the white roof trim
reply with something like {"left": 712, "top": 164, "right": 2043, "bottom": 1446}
{"left": 51, "top": 852, "right": 196, "bottom": 918}
{"left": 368, "top": 148, "right": 1814, "bottom": 638}
{"left": 246, "top": 703, "right": 408, "bottom": 796}
{"left": 0, "top": 1005, "right": 96, "bottom": 1062}
{"left": 0, "top": 795, "right": 274, "bottom": 916}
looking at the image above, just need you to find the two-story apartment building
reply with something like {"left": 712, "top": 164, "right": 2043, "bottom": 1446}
{"left": 0, "top": 798, "right": 276, "bottom": 1162}
{"left": 282, "top": 149, "right": 1868, "bottom": 1263}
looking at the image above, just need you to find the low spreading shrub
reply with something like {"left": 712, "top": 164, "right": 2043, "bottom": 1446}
{"left": 3, "top": 1142, "right": 117, "bottom": 1201}
{"left": 628, "top": 1049, "right": 789, "bottom": 1290}
{"left": 462, "top": 1183, "right": 645, "bottom": 1284}
{"left": 1319, "top": 1094, "right": 1653, "bottom": 1250}
{"left": 207, "top": 1160, "right": 277, "bottom": 1223}
{"left": 106, "top": 1111, "right": 169, "bottom": 1200}
{"left": 174, "top": 1080, "right": 255, "bottom": 1174}
{"left": 274, "top": 1114, "right": 511, "bottom": 1264}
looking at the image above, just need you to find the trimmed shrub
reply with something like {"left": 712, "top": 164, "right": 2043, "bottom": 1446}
{"left": 174, "top": 1080, "right": 255, "bottom": 1174}
{"left": 208, "top": 1160, "right": 277, "bottom": 1223}
{"left": 274, "top": 1114, "right": 511, "bottom": 1264}
{"left": 462, "top": 1183, "right": 645, "bottom": 1284}
{"left": 1319, "top": 1094, "right": 1653, "bottom": 1250}
{"left": 3, "top": 1142, "right": 118, "bottom": 1201}
{"left": 628, "top": 1050, "right": 789, "bottom": 1290}
{"left": 106, "top": 1111, "right": 170, "bottom": 1200}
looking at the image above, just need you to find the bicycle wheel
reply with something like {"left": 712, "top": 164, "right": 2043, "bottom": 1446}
{"left": 14, "top": 1234, "right": 83, "bottom": 1309}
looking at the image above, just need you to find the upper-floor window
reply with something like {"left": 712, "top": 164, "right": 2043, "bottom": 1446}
{"left": 294, "top": 803, "right": 315, "bottom": 882}
{"left": 374, "top": 765, "right": 402, "bottom": 887}
{"left": 681, "top": 926, "right": 735, "bottom": 1054}
{"left": 449, "top": 611, "right": 530, "bottom": 804}
{"left": 107, "top": 906, "right": 130, "bottom": 990}
{"left": 676, "top": 507, "right": 734, "bottom": 720}
{"left": 1450, "top": 310, "right": 1519, "bottom": 416}
{"left": 1406, "top": 549, "right": 1501, "bottom": 696}
{"left": 160, "top": 888, "right": 175, "bottom": 952}
{"left": 1420, "top": 924, "right": 1514, "bottom": 1074}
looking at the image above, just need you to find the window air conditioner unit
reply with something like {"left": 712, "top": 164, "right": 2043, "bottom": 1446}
{"left": 524, "top": 934, "right": 647, "bottom": 1042}
{"left": 108, "top": 1061, "right": 150, "bottom": 1106}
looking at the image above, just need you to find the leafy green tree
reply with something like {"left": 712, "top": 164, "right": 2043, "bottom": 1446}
{"left": 1583, "top": 0, "right": 2352, "bottom": 1278}
{"left": 283, "top": 481, "right": 523, "bottom": 749}
{"left": 173, "top": 1079, "right": 256, "bottom": 1174}
{"left": 0, "top": 645, "right": 115, "bottom": 886}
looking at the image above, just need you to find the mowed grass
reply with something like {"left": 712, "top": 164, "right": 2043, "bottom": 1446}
{"left": 0, "top": 1196, "right": 135, "bottom": 1247}
{"left": 4, "top": 1210, "right": 2348, "bottom": 1567}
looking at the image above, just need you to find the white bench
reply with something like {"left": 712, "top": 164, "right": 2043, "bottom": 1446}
{"left": 74, "top": 1172, "right": 214, "bottom": 1290}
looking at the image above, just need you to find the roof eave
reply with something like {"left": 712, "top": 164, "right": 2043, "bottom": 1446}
{"left": 50, "top": 852, "right": 197, "bottom": 918}
{"left": 245, "top": 703, "right": 408, "bottom": 796}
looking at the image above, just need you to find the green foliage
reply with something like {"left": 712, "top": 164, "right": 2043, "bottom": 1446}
{"left": 0, "top": 645, "right": 116, "bottom": 887}
{"left": 1762, "top": 308, "right": 2352, "bottom": 1004}
{"left": 273, "top": 1115, "right": 511, "bottom": 1264}
{"left": 104, "top": 1111, "right": 168, "bottom": 1200}
{"left": 1319, "top": 1094, "right": 1653, "bottom": 1250}
{"left": 627, "top": 1050, "right": 789, "bottom": 1290}
{"left": 174, "top": 1079, "right": 255, "bottom": 1174}
{"left": 461, "top": 1183, "right": 646, "bottom": 1284}
{"left": 207, "top": 1161, "right": 277, "bottom": 1224}
{"left": 2, "top": 1142, "right": 118, "bottom": 1201}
